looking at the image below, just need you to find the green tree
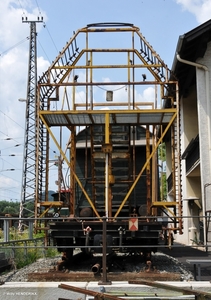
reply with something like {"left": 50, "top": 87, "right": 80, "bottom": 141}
{"left": 0, "top": 200, "right": 20, "bottom": 214}
{"left": 3, "top": 206, "right": 17, "bottom": 214}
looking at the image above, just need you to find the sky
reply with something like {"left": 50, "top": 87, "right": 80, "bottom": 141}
{"left": 0, "top": 0, "right": 210, "bottom": 203}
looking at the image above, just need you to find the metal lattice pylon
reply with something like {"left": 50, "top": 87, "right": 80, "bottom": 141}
{"left": 19, "top": 18, "right": 43, "bottom": 229}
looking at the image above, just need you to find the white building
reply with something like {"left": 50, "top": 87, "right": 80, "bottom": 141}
{"left": 170, "top": 19, "right": 211, "bottom": 248}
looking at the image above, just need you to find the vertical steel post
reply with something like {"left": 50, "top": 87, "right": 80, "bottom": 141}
{"left": 3, "top": 219, "right": 9, "bottom": 242}
{"left": 28, "top": 220, "right": 33, "bottom": 240}
{"left": 98, "top": 217, "right": 111, "bottom": 285}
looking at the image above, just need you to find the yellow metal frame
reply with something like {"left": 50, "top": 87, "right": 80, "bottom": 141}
{"left": 36, "top": 23, "right": 181, "bottom": 230}
{"left": 39, "top": 113, "right": 102, "bottom": 220}
{"left": 39, "top": 108, "right": 178, "bottom": 220}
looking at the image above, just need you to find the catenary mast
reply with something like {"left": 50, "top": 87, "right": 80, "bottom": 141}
{"left": 19, "top": 16, "right": 43, "bottom": 230}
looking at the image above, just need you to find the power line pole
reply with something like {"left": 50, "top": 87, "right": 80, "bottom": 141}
{"left": 19, "top": 16, "right": 43, "bottom": 230}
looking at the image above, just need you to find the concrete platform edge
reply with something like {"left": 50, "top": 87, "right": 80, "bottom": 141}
{"left": 1, "top": 281, "right": 211, "bottom": 300}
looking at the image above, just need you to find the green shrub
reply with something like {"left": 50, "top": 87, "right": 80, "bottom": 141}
{"left": 12, "top": 244, "right": 59, "bottom": 269}
{"left": 15, "top": 248, "right": 39, "bottom": 269}
{"left": 44, "top": 247, "right": 59, "bottom": 258}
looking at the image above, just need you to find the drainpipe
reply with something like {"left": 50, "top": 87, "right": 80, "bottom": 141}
{"left": 176, "top": 53, "right": 210, "bottom": 246}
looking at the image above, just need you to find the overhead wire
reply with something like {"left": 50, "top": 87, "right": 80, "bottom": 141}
{"left": 21, "top": 0, "right": 59, "bottom": 55}
{"left": 0, "top": 187, "right": 21, "bottom": 201}
{"left": 33, "top": 0, "right": 59, "bottom": 63}
{"left": 17, "top": 0, "right": 25, "bottom": 13}
{"left": 0, "top": 37, "right": 29, "bottom": 57}
{"left": 0, "top": 185, "right": 20, "bottom": 202}
{"left": 0, "top": 110, "right": 25, "bottom": 130}
{"left": 16, "top": 0, "right": 58, "bottom": 64}
{"left": 0, "top": 110, "right": 24, "bottom": 179}
{"left": 0, "top": 29, "right": 28, "bottom": 182}
{"left": 34, "top": 0, "right": 42, "bottom": 15}
{"left": 0, "top": 143, "right": 23, "bottom": 169}
{"left": 0, "top": 187, "right": 20, "bottom": 195}
{"left": 0, "top": 118, "right": 24, "bottom": 175}
{"left": 0, "top": 159, "right": 21, "bottom": 170}
{"left": 0, "top": 144, "right": 22, "bottom": 151}
{"left": 1, "top": 154, "right": 22, "bottom": 157}
{"left": 43, "top": 23, "right": 59, "bottom": 53}
{"left": 37, "top": 39, "right": 51, "bottom": 63}
{"left": 0, "top": 135, "right": 23, "bottom": 141}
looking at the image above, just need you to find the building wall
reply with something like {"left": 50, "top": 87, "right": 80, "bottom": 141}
{"left": 182, "top": 86, "right": 198, "bottom": 146}
{"left": 175, "top": 86, "right": 200, "bottom": 245}
{"left": 176, "top": 42, "right": 211, "bottom": 247}
{"left": 196, "top": 42, "right": 211, "bottom": 245}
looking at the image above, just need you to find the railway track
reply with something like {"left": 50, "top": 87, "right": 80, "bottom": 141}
{"left": 2, "top": 250, "right": 208, "bottom": 300}
{"left": 27, "top": 251, "right": 188, "bottom": 282}
{"left": 0, "top": 250, "right": 194, "bottom": 283}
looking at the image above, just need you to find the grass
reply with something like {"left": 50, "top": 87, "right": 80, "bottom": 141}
{"left": 1, "top": 227, "right": 60, "bottom": 269}
{"left": 13, "top": 246, "right": 59, "bottom": 269}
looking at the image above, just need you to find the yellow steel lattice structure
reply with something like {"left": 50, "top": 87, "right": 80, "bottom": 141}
{"left": 36, "top": 22, "right": 182, "bottom": 233}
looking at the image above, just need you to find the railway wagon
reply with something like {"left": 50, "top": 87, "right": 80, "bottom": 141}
{"left": 36, "top": 23, "right": 181, "bottom": 265}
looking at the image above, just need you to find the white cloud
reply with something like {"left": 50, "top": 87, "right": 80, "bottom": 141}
{"left": 102, "top": 77, "right": 111, "bottom": 83}
{"left": 176, "top": 0, "right": 211, "bottom": 23}
{"left": 0, "top": 1, "right": 49, "bottom": 201}
{"left": 37, "top": 56, "right": 50, "bottom": 75}
{"left": 143, "top": 87, "right": 155, "bottom": 102}
{"left": 0, "top": 1, "right": 48, "bottom": 126}
{"left": 0, "top": 175, "right": 19, "bottom": 189}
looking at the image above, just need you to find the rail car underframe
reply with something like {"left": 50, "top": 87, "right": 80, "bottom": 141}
{"left": 49, "top": 219, "right": 163, "bottom": 256}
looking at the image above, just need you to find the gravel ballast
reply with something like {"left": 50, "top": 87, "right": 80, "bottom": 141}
{"left": 0, "top": 251, "right": 194, "bottom": 283}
